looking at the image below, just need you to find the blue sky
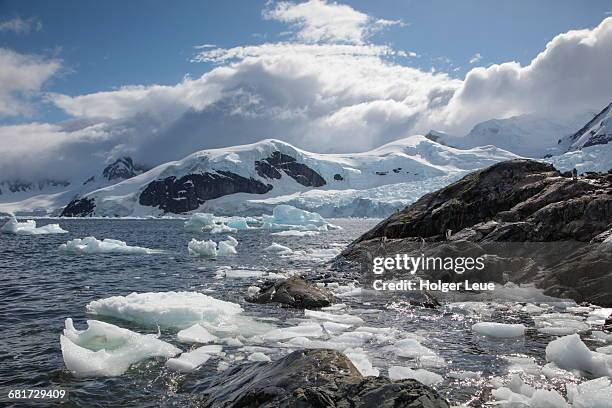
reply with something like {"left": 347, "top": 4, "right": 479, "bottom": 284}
{"left": 1, "top": 0, "right": 611, "bottom": 124}
{"left": 0, "top": 0, "right": 611, "bottom": 180}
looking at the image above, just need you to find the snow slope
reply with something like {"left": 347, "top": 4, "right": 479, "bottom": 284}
{"left": 58, "top": 136, "right": 518, "bottom": 217}
{"left": 428, "top": 113, "right": 590, "bottom": 158}
{"left": 557, "top": 102, "right": 612, "bottom": 152}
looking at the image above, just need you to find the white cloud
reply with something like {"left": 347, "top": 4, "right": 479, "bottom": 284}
{"left": 0, "top": 17, "right": 42, "bottom": 34}
{"left": 439, "top": 17, "right": 612, "bottom": 134}
{"left": 0, "top": 48, "right": 60, "bottom": 116}
{"left": 263, "top": 0, "right": 402, "bottom": 44}
{"left": 468, "top": 52, "right": 482, "bottom": 64}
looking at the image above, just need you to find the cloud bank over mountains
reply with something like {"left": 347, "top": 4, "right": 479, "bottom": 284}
{"left": 1, "top": 0, "right": 612, "bottom": 182}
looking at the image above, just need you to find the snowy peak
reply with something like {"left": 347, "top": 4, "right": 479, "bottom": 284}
{"left": 102, "top": 157, "right": 146, "bottom": 181}
{"left": 60, "top": 136, "right": 518, "bottom": 217}
{"left": 559, "top": 102, "right": 612, "bottom": 152}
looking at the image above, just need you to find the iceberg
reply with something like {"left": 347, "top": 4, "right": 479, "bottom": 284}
{"left": 262, "top": 205, "right": 338, "bottom": 231}
{"left": 59, "top": 237, "right": 158, "bottom": 254}
{"left": 1, "top": 216, "right": 68, "bottom": 235}
{"left": 472, "top": 322, "right": 526, "bottom": 338}
{"left": 189, "top": 237, "right": 238, "bottom": 257}
{"left": 86, "top": 291, "right": 244, "bottom": 330}
{"left": 545, "top": 334, "right": 612, "bottom": 378}
{"left": 184, "top": 213, "right": 215, "bottom": 232}
{"left": 388, "top": 366, "right": 443, "bottom": 385}
{"left": 60, "top": 318, "right": 180, "bottom": 377}
{"left": 217, "top": 238, "right": 238, "bottom": 256}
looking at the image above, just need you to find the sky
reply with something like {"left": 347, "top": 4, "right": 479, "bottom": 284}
{"left": 1, "top": 0, "right": 612, "bottom": 181}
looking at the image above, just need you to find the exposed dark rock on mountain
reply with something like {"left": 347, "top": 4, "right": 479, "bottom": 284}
{"left": 102, "top": 157, "right": 146, "bottom": 181}
{"left": 61, "top": 197, "right": 95, "bottom": 217}
{"left": 195, "top": 349, "right": 449, "bottom": 408}
{"left": 139, "top": 171, "right": 273, "bottom": 213}
{"left": 333, "top": 173, "right": 344, "bottom": 181}
{"left": 340, "top": 159, "right": 612, "bottom": 306}
{"left": 246, "top": 276, "right": 335, "bottom": 308}
{"left": 0, "top": 179, "right": 70, "bottom": 194}
{"left": 560, "top": 102, "right": 612, "bottom": 151}
{"left": 255, "top": 151, "right": 326, "bottom": 187}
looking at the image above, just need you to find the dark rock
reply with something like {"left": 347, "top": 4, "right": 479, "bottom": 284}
{"left": 61, "top": 197, "right": 95, "bottom": 217}
{"left": 197, "top": 349, "right": 450, "bottom": 408}
{"left": 333, "top": 174, "right": 344, "bottom": 181}
{"left": 102, "top": 157, "right": 146, "bottom": 181}
{"left": 246, "top": 276, "right": 335, "bottom": 308}
{"left": 255, "top": 151, "right": 326, "bottom": 187}
{"left": 139, "top": 171, "right": 273, "bottom": 213}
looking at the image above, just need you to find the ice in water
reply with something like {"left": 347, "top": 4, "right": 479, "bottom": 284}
{"left": 60, "top": 237, "right": 158, "bottom": 254}
{"left": 60, "top": 318, "right": 180, "bottom": 377}
{"left": 1, "top": 216, "right": 68, "bottom": 235}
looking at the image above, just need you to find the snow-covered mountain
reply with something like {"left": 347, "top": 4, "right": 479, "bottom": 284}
{"left": 0, "top": 156, "right": 146, "bottom": 215}
{"left": 427, "top": 113, "right": 591, "bottom": 158}
{"left": 556, "top": 102, "right": 612, "bottom": 152}
{"left": 59, "top": 137, "right": 518, "bottom": 217}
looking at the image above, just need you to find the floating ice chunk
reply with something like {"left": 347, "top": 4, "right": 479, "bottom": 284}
{"left": 545, "top": 334, "right": 612, "bottom": 378}
{"left": 290, "top": 247, "right": 342, "bottom": 261}
{"left": 522, "top": 304, "right": 546, "bottom": 315}
{"left": 534, "top": 313, "right": 590, "bottom": 335}
{"left": 226, "top": 218, "right": 251, "bottom": 230}
{"left": 263, "top": 242, "right": 293, "bottom": 254}
{"left": 491, "top": 374, "right": 569, "bottom": 407}
{"left": 388, "top": 366, "right": 443, "bottom": 385}
{"left": 270, "top": 230, "right": 319, "bottom": 237}
{"left": 60, "top": 318, "right": 180, "bottom": 377}
{"left": 188, "top": 239, "right": 217, "bottom": 257}
{"left": 304, "top": 310, "right": 364, "bottom": 325}
{"left": 472, "top": 322, "right": 526, "bottom": 338}
{"left": 218, "top": 240, "right": 238, "bottom": 256}
{"left": 393, "top": 338, "right": 436, "bottom": 358}
{"left": 60, "top": 237, "right": 158, "bottom": 254}
{"left": 247, "top": 352, "right": 271, "bottom": 362}
{"left": 217, "top": 268, "right": 265, "bottom": 279}
{"left": 323, "top": 322, "right": 352, "bottom": 335}
{"left": 184, "top": 213, "right": 216, "bottom": 232}
{"left": 177, "top": 324, "right": 218, "bottom": 344}
{"left": 262, "top": 205, "right": 338, "bottom": 231}
{"left": 590, "top": 331, "right": 612, "bottom": 344}
{"left": 166, "top": 347, "right": 212, "bottom": 373}
{"left": 86, "top": 291, "right": 243, "bottom": 330}
{"left": 587, "top": 308, "right": 612, "bottom": 326}
{"left": 329, "top": 331, "right": 374, "bottom": 347}
{"left": 344, "top": 348, "right": 379, "bottom": 377}
{"left": 596, "top": 344, "right": 612, "bottom": 354}
{"left": 259, "top": 323, "right": 323, "bottom": 341}
{"left": 1, "top": 216, "right": 68, "bottom": 235}
{"left": 224, "top": 236, "right": 238, "bottom": 247}
{"left": 211, "top": 223, "right": 237, "bottom": 234}
{"left": 566, "top": 377, "right": 612, "bottom": 407}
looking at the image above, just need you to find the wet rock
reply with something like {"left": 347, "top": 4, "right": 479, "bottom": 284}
{"left": 197, "top": 349, "right": 450, "bottom": 408}
{"left": 246, "top": 276, "right": 335, "bottom": 309}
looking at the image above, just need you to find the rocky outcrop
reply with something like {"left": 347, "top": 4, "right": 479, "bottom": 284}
{"left": 340, "top": 159, "right": 612, "bottom": 306}
{"left": 246, "top": 276, "right": 335, "bottom": 308}
{"left": 352, "top": 159, "right": 612, "bottom": 244}
{"left": 255, "top": 151, "right": 326, "bottom": 187}
{"left": 60, "top": 197, "right": 95, "bottom": 217}
{"left": 139, "top": 171, "right": 273, "bottom": 213}
{"left": 195, "top": 349, "right": 450, "bottom": 408}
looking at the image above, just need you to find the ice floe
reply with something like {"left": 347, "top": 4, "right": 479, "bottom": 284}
{"left": 247, "top": 352, "right": 271, "bottom": 362}
{"left": 534, "top": 313, "right": 591, "bottom": 336}
{"left": 184, "top": 213, "right": 216, "bottom": 232}
{"left": 392, "top": 338, "right": 437, "bottom": 358}
{"left": 258, "top": 323, "right": 324, "bottom": 341}
{"left": 166, "top": 345, "right": 223, "bottom": 373}
{"left": 304, "top": 310, "right": 364, "bottom": 325}
{"left": 59, "top": 237, "right": 159, "bottom": 254}
{"left": 566, "top": 377, "right": 612, "bottom": 407}
{"left": 1, "top": 216, "right": 68, "bottom": 235}
{"left": 60, "top": 318, "right": 180, "bottom": 377}
{"left": 388, "top": 366, "right": 443, "bottom": 385}
{"left": 472, "top": 322, "right": 526, "bottom": 338}
{"left": 177, "top": 324, "right": 218, "bottom": 344}
{"left": 270, "top": 230, "right": 319, "bottom": 237}
{"left": 86, "top": 291, "right": 244, "bottom": 330}
{"left": 188, "top": 237, "right": 238, "bottom": 257}
{"left": 545, "top": 334, "right": 612, "bottom": 378}
{"left": 263, "top": 242, "right": 293, "bottom": 254}
{"left": 344, "top": 348, "right": 379, "bottom": 377}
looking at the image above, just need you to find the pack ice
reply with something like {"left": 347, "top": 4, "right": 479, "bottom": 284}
{"left": 60, "top": 318, "right": 180, "bottom": 377}
{"left": 1, "top": 216, "right": 68, "bottom": 235}
{"left": 59, "top": 237, "right": 159, "bottom": 254}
